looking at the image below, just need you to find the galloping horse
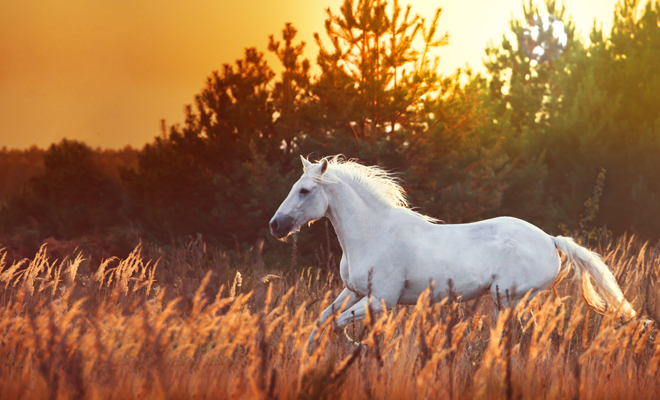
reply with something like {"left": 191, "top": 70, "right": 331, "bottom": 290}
{"left": 269, "top": 156, "right": 636, "bottom": 344}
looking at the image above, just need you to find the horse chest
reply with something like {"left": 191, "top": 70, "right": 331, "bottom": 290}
{"left": 340, "top": 256, "right": 374, "bottom": 295}
{"left": 341, "top": 264, "right": 369, "bottom": 296}
{"left": 342, "top": 252, "right": 408, "bottom": 296}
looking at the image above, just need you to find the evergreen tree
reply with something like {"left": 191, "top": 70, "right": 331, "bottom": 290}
{"left": 121, "top": 0, "right": 507, "bottom": 251}
{"left": 484, "top": 0, "right": 660, "bottom": 237}
{"left": 121, "top": 40, "right": 305, "bottom": 247}
{"left": 0, "top": 140, "right": 123, "bottom": 239}
{"left": 297, "top": 0, "right": 508, "bottom": 223}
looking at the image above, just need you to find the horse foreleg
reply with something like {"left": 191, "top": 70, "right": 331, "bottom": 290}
{"left": 335, "top": 295, "right": 391, "bottom": 329}
{"left": 307, "top": 288, "right": 361, "bottom": 351}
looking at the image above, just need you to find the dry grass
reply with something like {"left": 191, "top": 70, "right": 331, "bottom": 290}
{"left": 1, "top": 235, "right": 659, "bottom": 400}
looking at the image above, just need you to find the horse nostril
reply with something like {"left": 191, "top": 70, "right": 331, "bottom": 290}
{"left": 270, "top": 220, "right": 279, "bottom": 231}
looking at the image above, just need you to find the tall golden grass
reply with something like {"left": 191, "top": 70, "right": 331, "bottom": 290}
{"left": 1, "top": 235, "right": 659, "bottom": 399}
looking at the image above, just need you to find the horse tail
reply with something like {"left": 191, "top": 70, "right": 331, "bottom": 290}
{"left": 553, "top": 236, "right": 636, "bottom": 319}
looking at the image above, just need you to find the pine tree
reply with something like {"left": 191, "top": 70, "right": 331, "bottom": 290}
{"left": 484, "top": 0, "right": 660, "bottom": 237}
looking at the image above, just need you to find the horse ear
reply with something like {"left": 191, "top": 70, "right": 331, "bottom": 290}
{"left": 300, "top": 155, "right": 312, "bottom": 170}
{"left": 320, "top": 159, "right": 328, "bottom": 175}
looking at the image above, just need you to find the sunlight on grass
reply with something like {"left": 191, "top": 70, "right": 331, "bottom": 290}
{"left": 0, "top": 236, "right": 659, "bottom": 399}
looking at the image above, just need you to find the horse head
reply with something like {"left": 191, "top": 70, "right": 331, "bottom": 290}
{"left": 269, "top": 156, "right": 330, "bottom": 239}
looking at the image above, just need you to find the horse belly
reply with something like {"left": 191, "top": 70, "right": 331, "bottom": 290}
{"left": 397, "top": 275, "right": 491, "bottom": 305}
{"left": 397, "top": 253, "right": 495, "bottom": 305}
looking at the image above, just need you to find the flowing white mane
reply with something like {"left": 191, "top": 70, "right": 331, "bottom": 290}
{"left": 304, "top": 156, "right": 437, "bottom": 222}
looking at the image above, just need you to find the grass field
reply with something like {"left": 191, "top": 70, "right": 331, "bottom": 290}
{"left": 1, "top": 235, "right": 659, "bottom": 399}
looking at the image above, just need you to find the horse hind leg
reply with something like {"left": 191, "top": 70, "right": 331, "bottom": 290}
{"left": 489, "top": 238, "right": 553, "bottom": 327}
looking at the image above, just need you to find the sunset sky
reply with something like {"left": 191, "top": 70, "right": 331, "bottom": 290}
{"left": 0, "top": 0, "right": 627, "bottom": 149}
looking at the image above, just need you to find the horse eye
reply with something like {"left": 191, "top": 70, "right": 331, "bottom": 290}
{"left": 299, "top": 188, "right": 310, "bottom": 195}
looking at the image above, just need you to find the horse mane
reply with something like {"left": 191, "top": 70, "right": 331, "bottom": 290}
{"left": 304, "top": 155, "right": 438, "bottom": 223}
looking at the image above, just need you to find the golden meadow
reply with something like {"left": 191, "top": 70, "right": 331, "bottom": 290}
{"left": 1, "top": 236, "right": 659, "bottom": 399}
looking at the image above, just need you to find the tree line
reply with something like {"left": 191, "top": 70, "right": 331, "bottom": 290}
{"left": 1, "top": 0, "right": 659, "bottom": 260}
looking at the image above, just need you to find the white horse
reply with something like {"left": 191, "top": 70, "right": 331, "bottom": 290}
{"left": 269, "top": 156, "right": 636, "bottom": 344}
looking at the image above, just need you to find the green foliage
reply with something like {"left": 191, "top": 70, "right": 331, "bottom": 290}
{"left": 308, "top": 0, "right": 445, "bottom": 140}
{"left": 559, "top": 168, "right": 612, "bottom": 243}
{"left": 121, "top": 45, "right": 301, "bottom": 249}
{"left": 0, "top": 147, "right": 45, "bottom": 206}
{"left": 0, "top": 140, "right": 124, "bottom": 239}
{"left": 484, "top": 0, "right": 660, "bottom": 237}
{"left": 578, "top": 168, "right": 607, "bottom": 238}
{"left": 120, "top": 136, "right": 218, "bottom": 241}
{"left": 2, "top": 0, "right": 660, "bottom": 258}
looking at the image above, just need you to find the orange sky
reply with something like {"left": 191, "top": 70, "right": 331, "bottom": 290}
{"left": 0, "top": 0, "right": 625, "bottom": 149}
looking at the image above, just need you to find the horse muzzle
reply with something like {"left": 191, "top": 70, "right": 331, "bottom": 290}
{"left": 269, "top": 214, "right": 295, "bottom": 239}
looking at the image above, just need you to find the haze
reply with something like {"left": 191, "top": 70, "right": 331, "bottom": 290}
{"left": 0, "top": 0, "right": 623, "bottom": 149}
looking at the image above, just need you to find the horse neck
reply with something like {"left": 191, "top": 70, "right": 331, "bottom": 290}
{"left": 323, "top": 175, "right": 391, "bottom": 254}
